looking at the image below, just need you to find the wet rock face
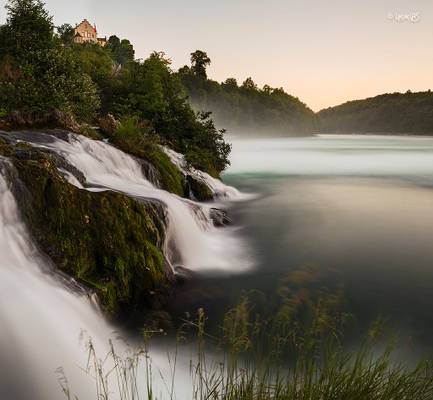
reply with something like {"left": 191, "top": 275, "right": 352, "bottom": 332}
{"left": 210, "top": 207, "right": 232, "bottom": 227}
{"left": 1, "top": 137, "right": 172, "bottom": 317}
{"left": 0, "top": 134, "right": 87, "bottom": 186}
{"left": 138, "top": 158, "right": 162, "bottom": 187}
{"left": 186, "top": 175, "right": 214, "bottom": 201}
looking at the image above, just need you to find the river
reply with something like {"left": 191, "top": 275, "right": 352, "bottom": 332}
{"left": 171, "top": 134, "right": 433, "bottom": 351}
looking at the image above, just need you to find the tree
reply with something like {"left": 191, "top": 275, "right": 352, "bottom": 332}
{"left": 2, "top": 46, "right": 100, "bottom": 121}
{"left": 57, "top": 23, "right": 74, "bottom": 45}
{"left": 107, "top": 35, "right": 121, "bottom": 48}
{"left": 223, "top": 78, "right": 238, "bottom": 89}
{"left": 190, "top": 50, "right": 211, "bottom": 79}
{"left": 4, "top": 0, "right": 54, "bottom": 57}
{"left": 242, "top": 77, "right": 257, "bottom": 91}
{"left": 178, "top": 65, "right": 190, "bottom": 75}
{"left": 112, "top": 51, "right": 230, "bottom": 175}
{"left": 317, "top": 91, "right": 433, "bottom": 134}
{"left": 118, "top": 39, "right": 134, "bottom": 64}
{"left": 0, "top": 0, "right": 100, "bottom": 122}
{"left": 262, "top": 84, "right": 272, "bottom": 94}
{"left": 106, "top": 35, "right": 135, "bottom": 66}
{"left": 71, "top": 42, "right": 115, "bottom": 112}
{"left": 178, "top": 64, "right": 316, "bottom": 136}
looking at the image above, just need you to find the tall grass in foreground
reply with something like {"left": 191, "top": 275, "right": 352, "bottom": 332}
{"left": 60, "top": 266, "right": 433, "bottom": 399}
{"left": 59, "top": 303, "right": 433, "bottom": 400}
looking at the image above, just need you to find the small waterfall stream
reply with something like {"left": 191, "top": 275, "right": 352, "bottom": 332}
{"left": 35, "top": 132, "right": 252, "bottom": 273}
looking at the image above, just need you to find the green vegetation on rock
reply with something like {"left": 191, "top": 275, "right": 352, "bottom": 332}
{"left": 101, "top": 116, "right": 186, "bottom": 197}
{"left": 186, "top": 175, "right": 213, "bottom": 201}
{"left": 4, "top": 141, "right": 168, "bottom": 316}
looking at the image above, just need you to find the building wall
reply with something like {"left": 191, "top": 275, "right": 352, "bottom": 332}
{"left": 74, "top": 19, "right": 97, "bottom": 44}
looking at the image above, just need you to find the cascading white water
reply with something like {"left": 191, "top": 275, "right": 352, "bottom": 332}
{"left": 0, "top": 133, "right": 252, "bottom": 399}
{"left": 0, "top": 161, "right": 206, "bottom": 400}
{"left": 162, "top": 146, "right": 243, "bottom": 200}
{"left": 0, "top": 163, "right": 116, "bottom": 400}
{"left": 38, "top": 133, "right": 252, "bottom": 273}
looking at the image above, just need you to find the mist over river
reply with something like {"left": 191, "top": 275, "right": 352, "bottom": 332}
{"left": 172, "top": 134, "right": 433, "bottom": 350}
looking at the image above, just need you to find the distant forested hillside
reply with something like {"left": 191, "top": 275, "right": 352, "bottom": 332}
{"left": 317, "top": 91, "right": 433, "bottom": 134}
{"left": 177, "top": 51, "right": 316, "bottom": 136}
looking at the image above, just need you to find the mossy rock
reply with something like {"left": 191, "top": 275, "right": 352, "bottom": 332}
{"left": 109, "top": 135, "right": 186, "bottom": 197}
{"left": 187, "top": 175, "right": 214, "bottom": 201}
{"left": 8, "top": 147, "right": 170, "bottom": 316}
{"left": 0, "top": 139, "right": 12, "bottom": 157}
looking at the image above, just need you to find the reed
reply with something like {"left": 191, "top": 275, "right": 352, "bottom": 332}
{"left": 60, "top": 299, "right": 433, "bottom": 400}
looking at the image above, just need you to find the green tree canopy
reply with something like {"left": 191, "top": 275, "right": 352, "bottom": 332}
{"left": 4, "top": 0, "right": 53, "bottom": 57}
{"left": 190, "top": 50, "right": 211, "bottom": 79}
{"left": 106, "top": 35, "right": 135, "bottom": 66}
{"left": 112, "top": 51, "right": 230, "bottom": 174}
{"left": 57, "top": 23, "right": 74, "bottom": 45}
{"left": 317, "top": 91, "right": 433, "bottom": 134}
{"left": 242, "top": 77, "right": 257, "bottom": 91}
{"left": 0, "top": 0, "right": 100, "bottom": 122}
{"left": 178, "top": 59, "right": 315, "bottom": 136}
{"left": 0, "top": 1, "right": 231, "bottom": 175}
{"left": 223, "top": 78, "right": 238, "bottom": 90}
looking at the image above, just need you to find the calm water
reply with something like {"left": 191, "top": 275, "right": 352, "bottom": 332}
{"left": 171, "top": 135, "right": 433, "bottom": 350}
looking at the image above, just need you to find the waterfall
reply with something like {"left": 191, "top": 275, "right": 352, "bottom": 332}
{"left": 162, "top": 146, "right": 242, "bottom": 199}
{"left": 0, "top": 160, "right": 197, "bottom": 400}
{"left": 0, "top": 132, "right": 252, "bottom": 398}
{"left": 33, "top": 132, "right": 252, "bottom": 273}
{"left": 0, "top": 161, "right": 116, "bottom": 400}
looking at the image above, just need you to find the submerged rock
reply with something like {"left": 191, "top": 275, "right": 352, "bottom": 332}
{"left": 173, "top": 265, "right": 196, "bottom": 283}
{"left": 210, "top": 207, "right": 232, "bottom": 227}
{"left": 186, "top": 175, "right": 214, "bottom": 201}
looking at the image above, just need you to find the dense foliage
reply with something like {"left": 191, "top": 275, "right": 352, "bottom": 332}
{"left": 178, "top": 50, "right": 316, "bottom": 136}
{"left": 317, "top": 91, "right": 433, "bottom": 134}
{"left": 109, "top": 52, "right": 230, "bottom": 176}
{"left": 0, "top": 0, "right": 231, "bottom": 176}
{"left": 105, "top": 35, "right": 134, "bottom": 67}
{"left": 0, "top": 0, "right": 100, "bottom": 123}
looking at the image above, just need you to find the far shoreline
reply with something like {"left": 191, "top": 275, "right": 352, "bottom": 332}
{"left": 225, "top": 131, "right": 433, "bottom": 139}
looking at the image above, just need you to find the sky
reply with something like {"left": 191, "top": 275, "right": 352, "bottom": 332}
{"left": 1, "top": 0, "right": 432, "bottom": 111}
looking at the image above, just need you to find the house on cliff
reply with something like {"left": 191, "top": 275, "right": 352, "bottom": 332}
{"left": 74, "top": 19, "right": 107, "bottom": 46}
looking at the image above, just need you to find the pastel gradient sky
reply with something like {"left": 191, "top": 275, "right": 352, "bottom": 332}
{"left": 2, "top": 0, "right": 432, "bottom": 110}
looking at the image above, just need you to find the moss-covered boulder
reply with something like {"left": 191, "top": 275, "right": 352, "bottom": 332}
{"left": 111, "top": 136, "right": 186, "bottom": 197}
{"left": 186, "top": 175, "right": 214, "bottom": 201}
{"left": 4, "top": 143, "right": 171, "bottom": 317}
{"left": 98, "top": 115, "right": 185, "bottom": 196}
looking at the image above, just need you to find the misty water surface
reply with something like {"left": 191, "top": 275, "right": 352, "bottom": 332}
{"left": 172, "top": 135, "right": 433, "bottom": 350}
